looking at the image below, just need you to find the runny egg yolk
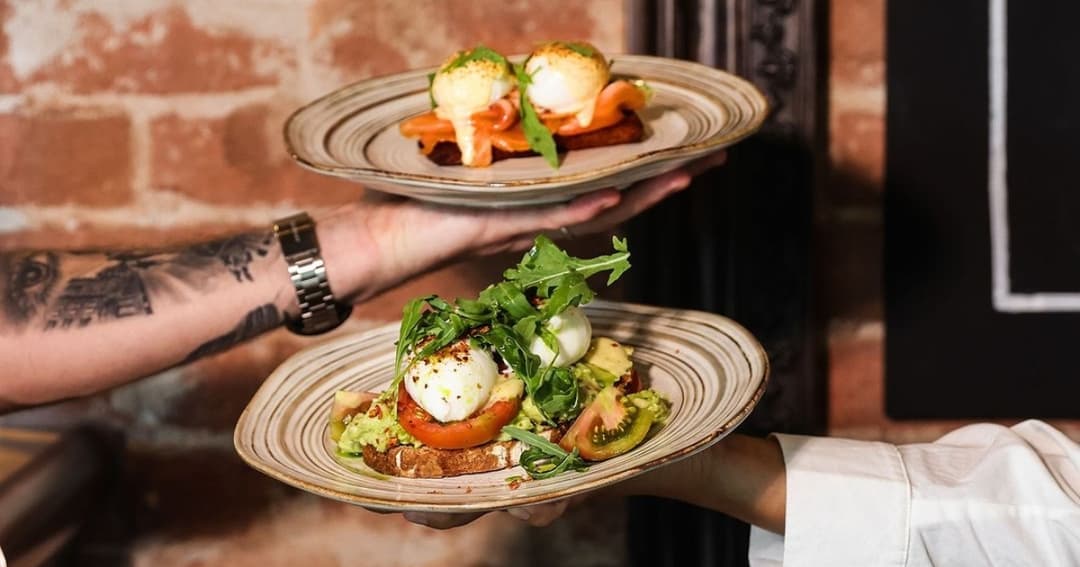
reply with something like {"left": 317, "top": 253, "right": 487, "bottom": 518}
{"left": 404, "top": 339, "right": 499, "bottom": 422}
{"left": 431, "top": 55, "right": 513, "bottom": 166}
{"left": 524, "top": 42, "right": 610, "bottom": 128}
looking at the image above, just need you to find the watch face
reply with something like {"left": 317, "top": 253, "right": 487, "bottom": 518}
{"left": 274, "top": 213, "right": 351, "bottom": 335}
{"left": 275, "top": 213, "right": 319, "bottom": 258}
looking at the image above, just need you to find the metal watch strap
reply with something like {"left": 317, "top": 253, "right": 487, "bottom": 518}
{"left": 273, "top": 212, "right": 352, "bottom": 335}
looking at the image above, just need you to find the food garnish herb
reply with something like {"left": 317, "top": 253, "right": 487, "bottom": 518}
{"left": 512, "top": 63, "right": 560, "bottom": 168}
{"left": 442, "top": 45, "right": 510, "bottom": 72}
{"left": 502, "top": 426, "right": 589, "bottom": 479}
{"left": 426, "top": 72, "right": 437, "bottom": 108}
{"left": 556, "top": 41, "right": 597, "bottom": 58}
{"left": 385, "top": 235, "right": 630, "bottom": 421}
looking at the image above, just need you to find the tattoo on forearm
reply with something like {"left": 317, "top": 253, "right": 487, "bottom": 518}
{"left": 109, "top": 232, "right": 273, "bottom": 289}
{"left": 46, "top": 261, "right": 153, "bottom": 329}
{"left": 182, "top": 303, "right": 281, "bottom": 363}
{"left": 0, "top": 231, "right": 276, "bottom": 332}
{"left": 186, "top": 233, "right": 273, "bottom": 282}
{"left": 2, "top": 252, "right": 59, "bottom": 325}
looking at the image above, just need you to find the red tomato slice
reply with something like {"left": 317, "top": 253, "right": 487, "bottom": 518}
{"left": 395, "top": 383, "right": 521, "bottom": 449}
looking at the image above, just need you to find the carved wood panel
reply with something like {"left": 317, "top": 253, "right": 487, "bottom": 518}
{"left": 624, "top": 1, "right": 826, "bottom": 565}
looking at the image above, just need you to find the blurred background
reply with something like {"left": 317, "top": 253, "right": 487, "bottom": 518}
{"left": 0, "top": 0, "right": 1077, "bottom": 566}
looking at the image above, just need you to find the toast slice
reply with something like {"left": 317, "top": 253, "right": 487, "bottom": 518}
{"left": 423, "top": 111, "right": 645, "bottom": 167}
{"left": 361, "top": 430, "right": 558, "bottom": 479}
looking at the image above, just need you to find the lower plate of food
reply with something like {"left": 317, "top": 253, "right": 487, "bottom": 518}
{"left": 234, "top": 236, "right": 768, "bottom": 512}
{"left": 284, "top": 42, "right": 768, "bottom": 207}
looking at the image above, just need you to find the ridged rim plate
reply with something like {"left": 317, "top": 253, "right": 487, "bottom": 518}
{"left": 284, "top": 55, "right": 769, "bottom": 207}
{"left": 234, "top": 300, "right": 769, "bottom": 512}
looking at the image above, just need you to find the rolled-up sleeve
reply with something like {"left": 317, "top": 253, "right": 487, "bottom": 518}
{"left": 748, "top": 435, "right": 910, "bottom": 566}
{"left": 748, "top": 420, "right": 1080, "bottom": 566}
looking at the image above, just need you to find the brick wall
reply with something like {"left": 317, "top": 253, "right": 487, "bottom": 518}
{"left": 0, "top": 1, "right": 627, "bottom": 565}
{"left": 6, "top": 0, "right": 1075, "bottom": 563}
{"left": 824, "top": 0, "right": 1079, "bottom": 442}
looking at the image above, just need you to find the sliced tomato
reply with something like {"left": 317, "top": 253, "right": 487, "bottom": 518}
{"left": 329, "top": 390, "right": 377, "bottom": 442}
{"left": 395, "top": 383, "right": 520, "bottom": 449}
{"left": 559, "top": 386, "right": 654, "bottom": 461}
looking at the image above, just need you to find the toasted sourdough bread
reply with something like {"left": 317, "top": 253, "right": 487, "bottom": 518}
{"left": 362, "top": 430, "right": 558, "bottom": 479}
{"left": 424, "top": 111, "right": 645, "bottom": 167}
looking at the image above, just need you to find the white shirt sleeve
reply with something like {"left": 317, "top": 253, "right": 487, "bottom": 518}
{"left": 747, "top": 420, "right": 1080, "bottom": 567}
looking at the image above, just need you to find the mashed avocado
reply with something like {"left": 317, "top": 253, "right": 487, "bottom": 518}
{"left": 583, "top": 337, "right": 634, "bottom": 378}
{"left": 495, "top": 408, "right": 539, "bottom": 441}
{"left": 520, "top": 396, "right": 547, "bottom": 424}
{"left": 627, "top": 389, "right": 671, "bottom": 423}
{"left": 572, "top": 362, "right": 617, "bottom": 396}
{"left": 337, "top": 401, "right": 421, "bottom": 454}
{"left": 573, "top": 337, "right": 636, "bottom": 400}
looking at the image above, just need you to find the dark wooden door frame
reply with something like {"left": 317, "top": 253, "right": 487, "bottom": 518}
{"left": 623, "top": 1, "right": 827, "bottom": 565}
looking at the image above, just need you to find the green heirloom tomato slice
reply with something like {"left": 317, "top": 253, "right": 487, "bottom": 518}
{"left": 559, "top": 386, "right": 654, "bottom": 461}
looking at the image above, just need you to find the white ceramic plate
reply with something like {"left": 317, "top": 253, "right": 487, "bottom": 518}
{"left": 285, "top": 55, "right": 769, "bottom": 207}
{"left": 234, "top": 300, "right": 769, "bottom": 513}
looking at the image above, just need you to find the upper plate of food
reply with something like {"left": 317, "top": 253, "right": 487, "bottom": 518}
{"left": 234, "top": 237, "right": 769, "bottom": 512}
{"left": 285, "top": 42, "right": 769, "bottom": 207}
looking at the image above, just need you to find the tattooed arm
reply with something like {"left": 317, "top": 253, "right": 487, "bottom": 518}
{"left": 0, "top": 229, "right": 295, "bottom": 408}
{"left": 0, "top": 155, "right": 721, "bottom": 411}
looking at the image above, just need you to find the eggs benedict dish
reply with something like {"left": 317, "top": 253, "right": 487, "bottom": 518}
{"left": 330, "top": 236, "right": 671, "bottom": 479}
{"left": 399, "top": 42, "right": 651, "bottom": 169}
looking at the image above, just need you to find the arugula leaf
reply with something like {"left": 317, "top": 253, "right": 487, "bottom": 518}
{"left": 387, "top": 236, "right": 631, "bottom": 422}
{"left": 502, "top": 426, "right": 589, "bottom": 479}
{"left": 442, "top": 45, "right": 509, "bottom": 72}
{"left": 533, "top": 366, "right": 581, "bottom": 421}
{"left": 504, "top": 235, "right": 631, "bottom": 296}
{"left": 478, "top": 281, "right": 539, "bottom": 321}
{"left": 475, "top": 325, "right": 579, "bottom": 423}
{"left": 555, "top": 41, "right": 596, "bottom": 58}
{"left": 454, "top": 297, "right": 492, "bottom": 319}
{"left": 394, "top": 296, "right": 428, "bottom": 375}
{"left": 512, "top": 315, "right": 539, "bottom": 343}
{"left": 476, "top": 325, "right": 541, "bottom": 391}
{"left": 541, "top": 271, "right": 593, "bottom": 318}
{"left": 512, "top": 63, "right": 560, "bottom": 169}
{"left": 538, "top": 327, "right": 561, "bottom": 355}
{"left": 426, "top": 72, "right": 437, "bottom": 108}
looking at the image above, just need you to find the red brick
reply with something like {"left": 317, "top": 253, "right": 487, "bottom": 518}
{"left": 0, "top": 108, "right": 132, "bottom": 206}
{"left": 309, "top": 0, "right": 620, "bottom": 78}
{"left": 27, "top": 6, "right": 291, "bottom": 94}
{"left": 831, "top": 0, "right": 884, "bottom": 69}
{"left": 150, "top": 105, "right": 361, "bottom": 206}
{"left": 829, "top": 110, "right": 884, "bottom": 201}
{"left": 827, "top": 327, "right": 884, "bottom": 430}
{"left": 0, "top": 0, "right": 16, "bottom": 92}
{"left": 0, "top": 224, "right": 255, "bottom": 252}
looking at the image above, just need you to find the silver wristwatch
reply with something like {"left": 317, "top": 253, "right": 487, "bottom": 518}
{"left": 273, "top": 212, "right": 352, "bottom": 335}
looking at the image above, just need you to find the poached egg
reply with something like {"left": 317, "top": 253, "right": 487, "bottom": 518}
{"left": 528, "top": 306, "right": 593, "bottom": 367}
{"left": 431, "top": 49, "right": 513, "bottom": 166}
{"left": 404, "top": 338, "right": 499, "bottom": 422}
{"left": 524, "top": 42, "right": 610, "bottom": 128}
